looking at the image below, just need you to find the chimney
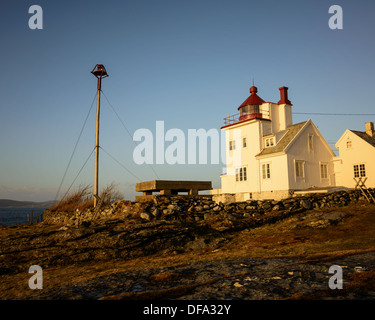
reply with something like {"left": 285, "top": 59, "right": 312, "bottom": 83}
{"left": 278, "top": 86, "right": 291, "bottom": 105}
{"left": 365, "top": 122, "right": 374, "bottom": 137}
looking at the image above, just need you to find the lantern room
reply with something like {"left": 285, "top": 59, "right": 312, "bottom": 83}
{"left": 222, "top": 85, "right": 292, "bottom": 129}
{"left": 238, "top": 86, "right": 265, "bottom": 121}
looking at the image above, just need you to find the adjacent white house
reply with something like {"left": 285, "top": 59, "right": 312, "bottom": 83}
{"left": 211, "top": 85, "right": 336, "bottom": 202}
{"left": 333, "top": 122, "right": 375, "bottom": 188}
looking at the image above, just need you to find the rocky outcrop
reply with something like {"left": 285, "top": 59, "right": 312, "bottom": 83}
{"left": 2, "top": 187, "right": 375, "bottom": 300}
{"left": 10, "top": 251, "right": 375, "bottom": 300}
{"left": 13, "top": 188, "right": 364, "bottom": 275}
{"left": 4, "top": 189, "right": 369, "bottom": 276}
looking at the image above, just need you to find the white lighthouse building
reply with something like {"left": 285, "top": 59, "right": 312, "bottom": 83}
{"left": 212, "top": 85, "right": 336, "bottom": 202}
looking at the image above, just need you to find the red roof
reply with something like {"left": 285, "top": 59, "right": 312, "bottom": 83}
{"left": 238, "top": 86, "right": 265, "bottom": 110}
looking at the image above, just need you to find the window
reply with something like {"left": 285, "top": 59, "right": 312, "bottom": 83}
{"left": 354, "top": 165, "right": 359, "bottom": 178}
{"left": 308, "top": 134, "right": 314, "bottom": 151}
{"left": 354, "top": 164, "right": 366, "bottom": 178}
{"left": 295, "top": 161, "right": 305, "bottom": 178}
{"left": 346, "top": 141, "right": 352, "bottom": 149}
{"left": 229, "top": 140, "right": 236, "bottom": 151}
{"left": 243, "top": 137, "right": 247, "bottom": 148}
{"left": 264, "top": 137, "right": 274, "bottom": 148}
{"left": 235, "top": 167, "right": 247, "bottom": 182}
{"left": 262, "top": 163, "right": 271, "bottom": 179}
{"left": 240, "top": 105, "right": 259, "bottom": 115}
{"left": 320, "top": 163, "right": 328, "bottom": 179}
{"left": 360, "top": 164, "right": 366, "bottom": 177}
{"left": 241, "top": 105, "right": 260, "bottom": 115}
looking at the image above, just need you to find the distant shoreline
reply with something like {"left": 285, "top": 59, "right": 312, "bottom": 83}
{"left": 0, "top": 199, "right": 56, "bottom": 209}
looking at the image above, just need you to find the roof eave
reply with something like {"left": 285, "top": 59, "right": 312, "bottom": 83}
{"left": 255, "top": 151, "right": 286, "bottom": 159}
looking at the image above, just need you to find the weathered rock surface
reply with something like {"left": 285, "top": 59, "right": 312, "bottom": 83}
{"left": 14, "top": 189, "right": 367, "bottom": 276}
{"left": 1, "top": 189, "right": 374, "bottom": 300}
{"left": 19, "top": 252, "right": 375, "bottom": 300}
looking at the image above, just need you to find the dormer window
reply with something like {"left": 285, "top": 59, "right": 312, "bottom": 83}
{"left": 264, "top": 137, "right": 274, "bottom": 148}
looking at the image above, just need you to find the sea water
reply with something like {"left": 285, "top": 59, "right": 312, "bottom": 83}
{"left": 0, "top": 208, "right": 45, "bottom": 226}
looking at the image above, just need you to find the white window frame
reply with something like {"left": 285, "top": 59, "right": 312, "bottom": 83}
{"left": 295, "top": 160, "right": 305, "bottom": 179}
{"left": 229, "top": 140, "right": 236, "bottom": 151}
{"left": 320, "top": 162, "right": 328, "bottom": 180}
{"left": 262, "top": 163, "right": 271, "bottom": 180}
{"left": 354, "top": 163, "right": 366, "bottom": 178}
{"left": 354, "top": 164, "right": 359, "bottom": 178}
{"left": 264, "top": 137, "right": 274, "bottom": 148}
{"left": 235, "top": 167, "right": 247, "bottom": 182}
{"left": 360, "top": 164, "right": 366, "bottom": 177}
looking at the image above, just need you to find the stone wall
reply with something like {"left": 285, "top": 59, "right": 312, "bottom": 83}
{"left": 212, "top": 190, "right": 292, "bottom": 203}
{"left": 43, "top": 189, "right": 374, "bottom": 226}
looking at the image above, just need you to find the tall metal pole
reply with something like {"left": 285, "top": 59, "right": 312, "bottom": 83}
{"left": 94, "top": 76, "right": 102, "bottom": 207}
{"left": 91, "top": 64, "right": 108, "bottom": 207}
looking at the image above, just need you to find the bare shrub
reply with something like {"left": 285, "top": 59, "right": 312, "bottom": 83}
{"left": 100, "top": 183, "right": 123, "bottom": 205}
{"left": 49, "top": 183, "right": 123, "bottom": 212}
{"left": 49, "top": 185, "right": 93, "bottom": 212}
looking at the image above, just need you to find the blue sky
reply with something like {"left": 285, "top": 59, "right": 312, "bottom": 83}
{"left": 0, "top": 0, "right": 374, "bottom": 201}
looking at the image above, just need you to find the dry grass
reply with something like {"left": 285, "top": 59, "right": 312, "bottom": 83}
{"left": 218, "top": 203, "right": 375, "bottom": 261}
{"left": 49, "top": 185, "right": 93, "bottom": 212}
{"left": 149, "top": 271, "right": 186, "bottom": 283}
{"left": 49, "top": 183, "right": 123, "bottom": 212}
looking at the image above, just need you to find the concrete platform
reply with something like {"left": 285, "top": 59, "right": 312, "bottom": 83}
{"left": 135, "top": 180, "right": 212, "bottom": 202}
